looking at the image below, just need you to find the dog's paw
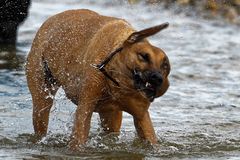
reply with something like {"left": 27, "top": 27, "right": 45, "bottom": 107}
{"left": 68, "top": 140, "right": 86, "bottom": 152}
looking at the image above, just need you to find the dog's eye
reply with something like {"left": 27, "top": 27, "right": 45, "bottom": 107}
{"left": 137, "top": 52, "right": 150, "bottom": 63}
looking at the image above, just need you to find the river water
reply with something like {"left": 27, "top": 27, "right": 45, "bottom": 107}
{"left": 0, "top": 0, "right": 240, "bottom": 159}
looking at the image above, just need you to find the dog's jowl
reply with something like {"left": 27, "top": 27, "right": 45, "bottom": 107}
{"left": 26, "top": 9, "right": 170, "bottom": 149}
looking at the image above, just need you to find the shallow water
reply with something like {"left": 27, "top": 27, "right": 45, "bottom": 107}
{"left": 0, "top": 0, "right": 240, "bottom": 159}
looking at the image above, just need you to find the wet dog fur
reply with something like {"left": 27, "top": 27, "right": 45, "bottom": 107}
{"left": 26, "top": 9, "right": 170, "bottom": 149}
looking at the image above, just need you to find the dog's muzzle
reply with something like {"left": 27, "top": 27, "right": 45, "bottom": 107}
{"left": 133, "top": 69, "right": 163, "bottom": 102}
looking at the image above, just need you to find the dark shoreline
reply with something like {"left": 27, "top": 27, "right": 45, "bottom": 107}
{"left": 129, "top": 0, "right": 240, "bottom": 25}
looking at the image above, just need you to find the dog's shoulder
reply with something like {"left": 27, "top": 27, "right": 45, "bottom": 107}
{"left": 90, "top": 18, "right": 135, "bottom": 47}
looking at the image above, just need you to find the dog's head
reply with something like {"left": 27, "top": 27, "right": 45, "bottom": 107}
{"left": 119, "top": 23, "right": 170, "bottom": 102}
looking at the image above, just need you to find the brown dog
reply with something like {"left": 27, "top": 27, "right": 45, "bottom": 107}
{"left": 26, "top": 9, "right": 170, "bottom": 148}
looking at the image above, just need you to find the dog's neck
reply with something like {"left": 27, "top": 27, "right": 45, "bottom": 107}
{"left": 93, "top": 46, "right": 123, "bottom": 86}
{"left": 93, "top": 21, "right": 135, "bottom": 87}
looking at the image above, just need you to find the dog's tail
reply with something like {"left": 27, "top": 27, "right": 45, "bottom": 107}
{"left": 42, "top": 58, "right": 57, "bottom": 86}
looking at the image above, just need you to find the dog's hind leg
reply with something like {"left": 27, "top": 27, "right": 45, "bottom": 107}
{"left": 26, "top": 55, "right": 59, "bottom": 138}
{"left": 99, "top": 109, "right": 122, "bottom": 133}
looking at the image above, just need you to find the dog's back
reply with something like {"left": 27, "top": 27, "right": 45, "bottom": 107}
{"left": 28, "top": 9, "right": 116, "bottom": 67}
{"left": 26, "top": 9, "right": 134, "bottom": 102}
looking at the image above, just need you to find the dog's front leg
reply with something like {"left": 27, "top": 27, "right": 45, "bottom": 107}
{"left": 70, "top": 101, "right": 95, "bottom": 149}
{"left": 69, "top": 74, "right": 104, "bottom": 149}
{"left": 133, "top": 111, "right": 158, "bottom": 144}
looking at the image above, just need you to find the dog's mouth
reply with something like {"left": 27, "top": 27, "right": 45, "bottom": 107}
{"left": 132, "top": 69, "right": 163, "bottom": 102}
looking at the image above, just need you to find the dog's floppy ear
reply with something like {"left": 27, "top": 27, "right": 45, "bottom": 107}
{"left": 125, "top": 22, "right": 169, "bottom": 44}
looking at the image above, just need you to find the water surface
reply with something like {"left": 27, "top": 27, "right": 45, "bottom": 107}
{"left": 0, "top": 0, "right": 240, "bottom": 159}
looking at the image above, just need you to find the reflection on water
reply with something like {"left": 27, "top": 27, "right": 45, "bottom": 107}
{"left": 0, "top": 0, "right": 240, "bottom": 159}
{"left": 0, "top": 44, "right": 25, "bottom": 70}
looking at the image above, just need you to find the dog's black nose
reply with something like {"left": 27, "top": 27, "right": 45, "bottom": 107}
{"left": 150, "top": 72, "right": 163, "bottom": 86}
